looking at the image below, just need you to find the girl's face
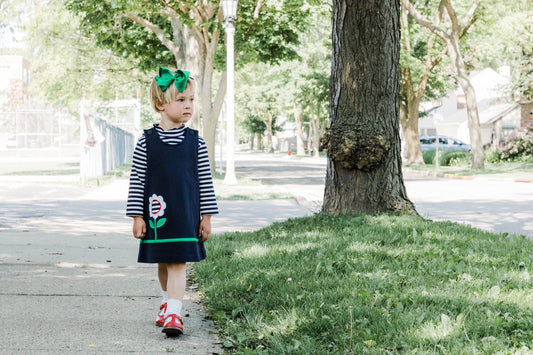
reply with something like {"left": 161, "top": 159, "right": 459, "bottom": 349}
{"left": 159, "top": 85, "right": 195, "bottom": 125}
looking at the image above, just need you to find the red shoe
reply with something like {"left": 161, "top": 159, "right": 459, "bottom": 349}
{"left": 155, "top": 303, "right": 167, "bottom": 327}
{"left": 162, "top": 313, "right": 183, "bottom": 336}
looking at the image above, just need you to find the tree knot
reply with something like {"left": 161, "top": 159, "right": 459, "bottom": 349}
{"left": 320, "top": 123, "right": 391, "bottom": 170}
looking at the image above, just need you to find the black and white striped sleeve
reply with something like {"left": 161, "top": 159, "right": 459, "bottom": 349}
{"left": 198, "top": 137, "right": 219, "bottom": 216}
{"left": 126, "top": 136, "right": 147, "bottom": 217}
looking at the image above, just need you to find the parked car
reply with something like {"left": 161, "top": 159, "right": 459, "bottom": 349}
{"left": 419, "top": 135, "right": 471, "bottom": 151}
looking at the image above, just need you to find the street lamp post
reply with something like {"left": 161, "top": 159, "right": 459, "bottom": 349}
{"left": 222, "top": 0, "right": 238, "bottom": 185}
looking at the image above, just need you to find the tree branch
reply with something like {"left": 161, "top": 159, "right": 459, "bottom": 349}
{"left": 253, "top": 0, "right": 264, "bottom": 20}
{"left": 400, "top": 6, "right": 411, "bottom": 53}
{"left": 416, "top": 2, "right": 445, "bottom": 99}
{"left": 123, "top": 13, "right": 176, "bottom": 52}
{"left": 212, "top": 70, "right": 227, "bottom": 123}
{"left": 442, "top": 0, "right": 460, "bottom": 33}
{"left": 459, "top": 7, "right": 479, "bottom": 38}
{"left": 460, "top": 0, "right": 481, "bottom": 29}
{"left": 401, "top": 0, "right": 449, "bottom": 40}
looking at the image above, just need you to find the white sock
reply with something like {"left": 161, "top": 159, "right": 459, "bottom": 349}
{"left": 162, "top": 291, "right": 168, "bottom": 304}
{"left": 166, "top": 299, "right": 182, "bottom": 317}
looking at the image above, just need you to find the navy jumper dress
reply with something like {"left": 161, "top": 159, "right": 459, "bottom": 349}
{"left": 137, "top": 127, "right": 206, "bottom": 263}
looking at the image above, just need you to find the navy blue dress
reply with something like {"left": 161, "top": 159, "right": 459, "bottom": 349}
{"left": 137, "top": 127, "right": 206, "bottom": 263}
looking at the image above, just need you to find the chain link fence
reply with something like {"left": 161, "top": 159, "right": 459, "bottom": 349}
{"left": 0, "top": 104, "right": 138, "bottom": 182}
{"left": 80, "top": 112, "right": 135, "bottom": 182}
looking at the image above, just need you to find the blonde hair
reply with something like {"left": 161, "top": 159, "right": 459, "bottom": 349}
{"left": 149, "top": 73, "right": 197, "bottom": 113}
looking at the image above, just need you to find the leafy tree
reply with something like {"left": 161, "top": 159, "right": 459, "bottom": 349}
{"left": 0, "top": 0, "right": 25, "bottom": 46}
{"left": 285, "top": 6, "right": 331, "bottom": 156}
{"left": 242, "top": 114, "right": 266, "bottom": 150}
{"left": 402, "top": 0, "right": 485, "bottom": 169}
{"left": 467, "top": 0, "right": 533, "bottom": 126}
{"left": 297, "top": 71, "right": 329, "bottom": 157}
{"left": 321, "top": 0, "right": 416, "bottom": 214}
{"left": 23, "top": 0, "right": 148, "bottom": 117}
{"left": 65, "top": 0, "right": 311, "bottom": 169}
{"left": 400, "top": 2, "right": 453, "bottom": 164}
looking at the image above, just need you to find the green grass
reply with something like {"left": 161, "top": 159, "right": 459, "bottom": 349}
{"left": 193, "top": 214, "right": 533, "bottom": 354}
{"left": 0, "top": 161, "right": 80, "bottom": 175}
{"left": 404, "top": 158, "right": 533, "bottom": 179}
{"left": 86, "top": 163, "right": 132, "bottom": 186}
{"left": 217, "top": 193, "right": 295, "bottom": 201}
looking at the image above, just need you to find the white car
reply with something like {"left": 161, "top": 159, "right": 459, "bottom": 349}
{"left": 419, "top": 135, "right": 471, "bottom": 151}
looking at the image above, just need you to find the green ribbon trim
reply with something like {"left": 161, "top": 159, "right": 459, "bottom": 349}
{"left": 140, "top": 237, "right": 200, "bottom": 244}
{"left": 154, "top": 67, "right": 190, "bottom": 92}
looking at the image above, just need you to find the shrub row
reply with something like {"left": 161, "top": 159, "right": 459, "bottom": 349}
{"left": 422, "top": 150, "right": 471, "bottom": 166}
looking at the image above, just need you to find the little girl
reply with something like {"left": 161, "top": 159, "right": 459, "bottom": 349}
{"left": 126, "top": 67, "right": 218, "bottom": 336}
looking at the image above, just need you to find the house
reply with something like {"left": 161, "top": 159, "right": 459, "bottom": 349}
{"left": 418, "top": 67, "right": 521, "bottom": 147}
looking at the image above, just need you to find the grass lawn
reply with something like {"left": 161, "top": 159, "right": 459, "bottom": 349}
{"left": 403, "top": 159, "right": 533, "bottom": 181}
{"left": 193, "top": 214, "right": 533, "bottom": 354}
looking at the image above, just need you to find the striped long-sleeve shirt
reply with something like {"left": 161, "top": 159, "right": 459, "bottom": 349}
{"left": 126, "top": 124, "right": 219, "bottom": 217}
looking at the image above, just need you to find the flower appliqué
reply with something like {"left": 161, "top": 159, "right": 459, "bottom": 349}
{"left": 148, "top": 194, "right": 167, "bottom": 239}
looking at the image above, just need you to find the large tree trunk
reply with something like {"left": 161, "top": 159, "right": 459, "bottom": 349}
{"left": 401, "top": 77, "right": 425, "bottom": 164}
{"left": 292, "top": 100, "right": 306, "bottom": 155}
{"left": 201, "top": 71, "right": 226, "bottom": 172}
{"left": 311, "top": 113, "right": 320, "bottom": 158}
{"left": 522, "top": 101, "right": 533, "bottom": 127}
{"left": 322, "top": 0, "right": 416, "bottom": 214}
{"left": 258, "top": 134, "right": 263, "bottom": 151}
{"left": 266, "top": 111, "right": 274, "bottom": 153}
{"left": 447, "top": 36, "right": 484, "bottom": 168}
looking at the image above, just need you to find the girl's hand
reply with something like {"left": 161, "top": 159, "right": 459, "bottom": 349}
{"left": 198, "top": 215, "right": 212, "bottom": 243}
{"left": 132, "top": 217, "right": 146, "bottom": 239}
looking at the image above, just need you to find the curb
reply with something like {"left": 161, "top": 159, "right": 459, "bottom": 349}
{"left": 404, "top": 168, "right": 533, "bottom": 184}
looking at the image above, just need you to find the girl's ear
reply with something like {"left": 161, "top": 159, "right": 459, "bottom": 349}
{"left": 156, "top": 103, "right": 166, "bottom": 111}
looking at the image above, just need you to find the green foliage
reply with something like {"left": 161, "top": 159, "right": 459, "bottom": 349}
{"left": 194, "top": 214, "right": 533, "bottom": 354}
{"left": 440, "top": 150, "right": 472, "bottom": 166}
{"left": 64, "top": 0, "right": 177, "bottom": 71}
{"left": 24, "top": 0, "right": 147, "bottom": 115}
{"left": 462, "top": 0, "right": 532, "bottom": 101}
{"left": 243, "top": 115, "right": 266, "bottom": 135}
{"left": 422, "top": 150, "right": 472, "bottom": 166}
{"left": 400, "top": 1, "right": 454, "bottom": 103}
{"left": 484, "top": 150, "right": 501, "bottom": 164}
{"left": 498, "top": 125, "right": 533, "bottom": 162}
{"left": 229, "top": 0, "right": 310, "bottom": 69}
{"left": 65, "top": 0, "right": 311, "bottom": 71}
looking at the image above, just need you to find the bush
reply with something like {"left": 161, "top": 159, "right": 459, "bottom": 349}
{"left": 422, "top": 150, "right": 435, "bottom": 165}
{"left": 440, "top": 150, "right": 471, "bottom": 166}
{"left": 422, "top": 150, "right": 471, "bottom": 166}
{"left": 484, "top": 150, "right": 501, "bottom": 163}
{"left": 499, "top": 124, "right": 533, "bottom": 161}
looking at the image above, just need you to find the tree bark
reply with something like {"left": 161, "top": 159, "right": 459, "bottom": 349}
{"left": 266, "top": 111, "right": 274, "bottom": 153}
{"left": 311, "top": 113, "right": 320, "bottom": 158}
{"left": 448, "top": 36, "right": 484, "bottom": 168}
{"left": 292, "top": 100, "right": 306, "bottom": 155}
{"left": 401, "top": 67, "right": 425, "bottom": 164}
{"left": 322, "top": 0, "right": 416, "bottom": 214}
{"left": 258, "top": 134, "right": 263, "bottom": 151}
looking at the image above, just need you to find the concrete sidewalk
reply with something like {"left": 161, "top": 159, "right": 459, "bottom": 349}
{"left": 0, "top": 179, "right": 313, "bottom": 354}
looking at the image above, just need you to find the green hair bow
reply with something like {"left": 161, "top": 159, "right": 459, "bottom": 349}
{"left": 155, "top": 67, "right": 191, "bottom": 92}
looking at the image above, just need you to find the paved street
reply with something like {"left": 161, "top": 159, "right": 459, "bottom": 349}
{"left": 221, "top": 152, "right": 533, "bottom": 238}
{"left": 1, "top": 150, "right": 532, "bottom": 354}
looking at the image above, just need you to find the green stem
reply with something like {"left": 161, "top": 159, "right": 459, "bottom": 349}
{"left": 154, "top": 218, "right": 158, "bottom": 240}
